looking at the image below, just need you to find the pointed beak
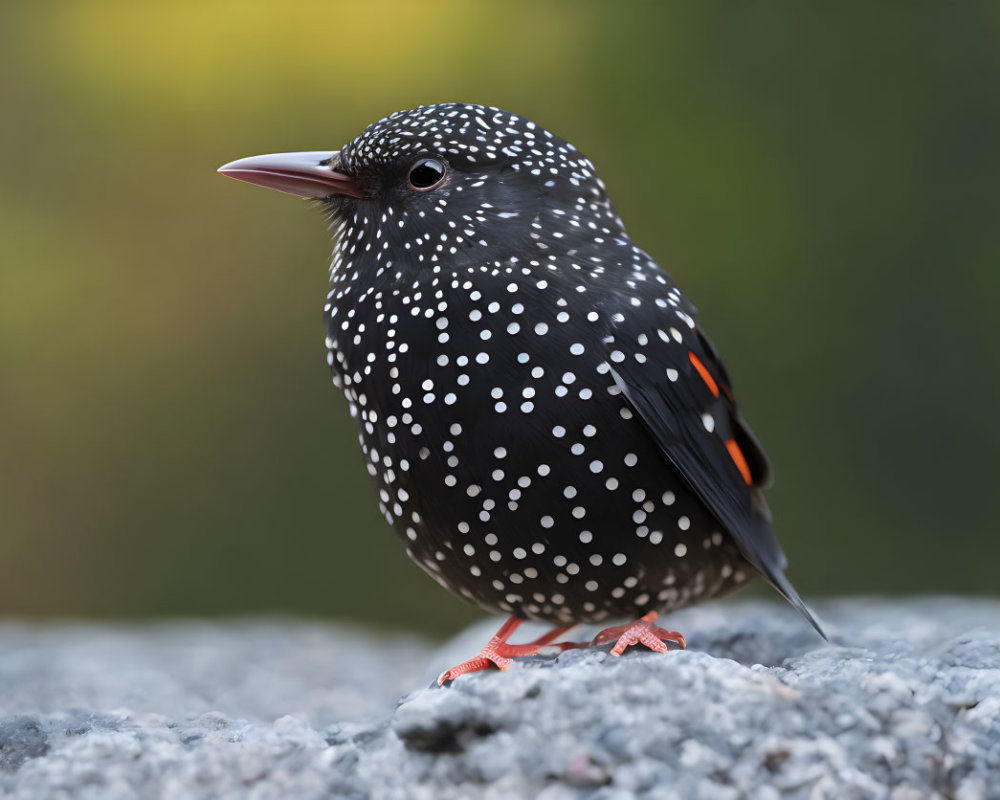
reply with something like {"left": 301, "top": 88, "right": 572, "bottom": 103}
{"left": 217, "top": 151, "right": 364, "bottom": 199}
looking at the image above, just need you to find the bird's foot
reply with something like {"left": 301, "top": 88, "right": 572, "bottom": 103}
{"left": 437, "top": 616, "right": 577, "bottom": 685}
{"left": 590, "top": 611, "right": 686, "bottom": 656}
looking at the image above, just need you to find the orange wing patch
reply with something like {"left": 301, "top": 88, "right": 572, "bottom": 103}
{"left": 724, "top": 438, "right": 753, "bottom": 485}
{"left": 688, "top": 351, "right": 750, "bottom": 483}
{"left": 688, "top": 351, "right": 719, "bottom": 397}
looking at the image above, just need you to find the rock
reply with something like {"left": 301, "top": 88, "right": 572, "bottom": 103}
{"left": 0, "top": 717, "right": 49, "bottom": 773}
{"left": 0, "top": 600, "right": 998, "bottom": 799}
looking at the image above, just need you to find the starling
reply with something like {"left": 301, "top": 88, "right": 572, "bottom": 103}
{"left": 219, "top": 103, "right": 825, "bottom": 683}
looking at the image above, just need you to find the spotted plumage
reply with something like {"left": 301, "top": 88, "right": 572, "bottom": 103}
{"left": 220, "top": 103, "right": 824, "bottom": 641}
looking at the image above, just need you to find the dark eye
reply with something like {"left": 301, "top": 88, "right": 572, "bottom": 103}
{"left": 408, "top": 158, "right": 446, "bottom": 191}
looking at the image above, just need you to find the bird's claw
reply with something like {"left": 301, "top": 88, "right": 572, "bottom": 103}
{"left": 590, "top": 611, "right": 686, "bottom": 656}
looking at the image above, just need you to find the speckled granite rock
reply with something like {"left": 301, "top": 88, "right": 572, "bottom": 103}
{"left": 1, "top": 600, "right": 998, "bottom": 799}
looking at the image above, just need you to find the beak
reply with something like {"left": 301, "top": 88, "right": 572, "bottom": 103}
{"left": 217, "top": 151, "right": 364, "bottom": 199}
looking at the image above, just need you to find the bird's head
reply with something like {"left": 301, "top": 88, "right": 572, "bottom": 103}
{"left": 219, "top": 103, "right": 628, "bottom": 275}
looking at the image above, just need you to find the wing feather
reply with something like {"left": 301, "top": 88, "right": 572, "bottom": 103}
{"left": 601, "top": 291, "right": 826, "bottom": 638}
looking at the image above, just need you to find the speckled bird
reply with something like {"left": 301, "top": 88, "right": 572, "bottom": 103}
{"left": 219, "top": 103, "right": 825, "bottom": 683}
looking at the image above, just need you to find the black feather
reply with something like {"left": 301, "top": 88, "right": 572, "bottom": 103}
{"left": 601, "top": 290, "right": 827, "bottom": 639}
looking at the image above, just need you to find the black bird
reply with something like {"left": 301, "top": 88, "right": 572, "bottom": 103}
{"left": 219, "top": 103, "right": 825, "bottom": 683}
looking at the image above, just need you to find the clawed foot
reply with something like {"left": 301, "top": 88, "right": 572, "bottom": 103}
{"left": 590, "top": 611, "right": 686, "bottom": 656}
{"left": 438, "top": 611, "right": 685, "bottom": 684}
{"left": 437, "top": 617, "right": 577, "bottom": 685}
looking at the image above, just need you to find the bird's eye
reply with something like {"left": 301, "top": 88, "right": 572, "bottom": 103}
{"left": 408, "top": 158, "right": 446, "bottom": 191}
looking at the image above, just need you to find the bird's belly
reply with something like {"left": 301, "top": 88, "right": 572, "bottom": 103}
{"left": 332, "top": 301, "right": 751, "bottom": 623}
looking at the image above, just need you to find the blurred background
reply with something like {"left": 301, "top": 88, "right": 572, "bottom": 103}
{"left": 1, "top": 2, "right": 997, "bottom": 637}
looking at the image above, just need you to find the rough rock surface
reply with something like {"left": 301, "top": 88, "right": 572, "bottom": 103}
{"left": 0, "top": 599, "right": 998, "bottom": 799}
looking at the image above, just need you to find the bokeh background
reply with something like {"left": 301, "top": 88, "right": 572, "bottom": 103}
{"left": 1, "top": 2, "right": 997, "bottom": 637}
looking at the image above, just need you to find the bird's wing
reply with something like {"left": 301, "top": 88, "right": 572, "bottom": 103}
{"left": 598, "top": 285, "right": 826, "bottom": 638}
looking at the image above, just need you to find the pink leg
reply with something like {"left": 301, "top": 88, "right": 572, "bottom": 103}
{"left": 437, "top": 617, "right": 578, "bottom": 685}
{"left": 590, "top": 611, "right": 686, "bottom": 656}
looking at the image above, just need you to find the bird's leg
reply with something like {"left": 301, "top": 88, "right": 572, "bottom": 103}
{"left": 589, "top": 611, "right": 686, "bottom": 656}
{"left": 437, "top": 617, "right": 578, "bottom": 685}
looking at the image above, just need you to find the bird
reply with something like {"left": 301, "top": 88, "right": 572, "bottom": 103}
{"left": 218, "top": 103, "right": 826, "bottom": 684}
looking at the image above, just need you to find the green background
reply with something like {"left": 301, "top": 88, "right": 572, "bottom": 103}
{"left": 1, "top": 2, "right": 997, "bottom": 637}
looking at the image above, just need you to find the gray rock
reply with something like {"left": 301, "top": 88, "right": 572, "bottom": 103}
{"left": 0, "top": 599, "right": 997, "bottom": 799}
{"left": 0, "top": 717, "right": 49, "bottom": 773}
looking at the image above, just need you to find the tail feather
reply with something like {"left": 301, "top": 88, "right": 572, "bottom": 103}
{"left": 764, "top": 565, "right": 828, "bottom": 641}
